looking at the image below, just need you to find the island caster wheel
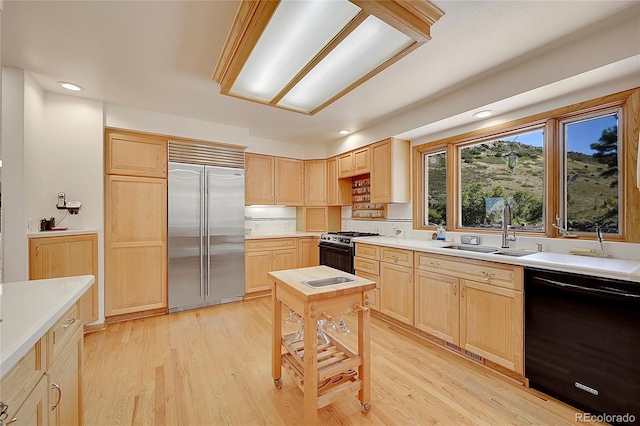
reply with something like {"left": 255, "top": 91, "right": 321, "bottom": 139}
{"left": 274, "top": 378, "right": 283, "bottom": 389}
{"left": 361, "top": 402, "right": 371, "bottom": 414}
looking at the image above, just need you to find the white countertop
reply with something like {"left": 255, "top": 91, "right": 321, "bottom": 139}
{"left": 27, "top": 229, "right": 98, "bottom": 238}
{"left": 354, "top": 236, "right": 640, "bottom": 283}
{"left": 0, "top": 275, "right": 95, "bottom": 377}
{"left": 245, "top": 232, "right": 321, "bottom": 240}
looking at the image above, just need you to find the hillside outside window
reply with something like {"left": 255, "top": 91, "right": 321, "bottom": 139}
{"left": 459, "top": 128, "right": 545, "bottom": 231}
{"left": 560, "top": 109, "right": 621, "bottom": 235}
{"left": 423, "top": 151, "right": 447, "bottom": 226}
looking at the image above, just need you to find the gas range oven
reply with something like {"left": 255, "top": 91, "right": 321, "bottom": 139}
{"left": 318, "top": 231, "right": 379, "bottom": 273}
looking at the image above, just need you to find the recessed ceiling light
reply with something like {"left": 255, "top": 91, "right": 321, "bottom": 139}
{"left": 338, "top": 129, "right": 351, "bottom": 135}
{"left": 58, "top": 81, "right": 84, "bottom": 92}
{"left": 472, "top": 110, "right": 493, "bottom": 118}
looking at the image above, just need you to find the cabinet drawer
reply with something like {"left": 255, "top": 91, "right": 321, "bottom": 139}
{"left": 415, "top": 252, "right": 520, "bottom": 290}
{"left": 381, "top": 247, "right": 413, "bottom": 268}
{"left": 246, "top": 238, "right": 297, "bottom": 251}
{"left": 355, "top": 243, "right": 380, "bottom": 260}
{"left": 47, "top": 302, "right": 81, "bottom": 368}
{"left": 354, "top": 257, "right": 380, "bottom": 275}
{"left": 0, "top": 339, "right": 46, "bottom": 413}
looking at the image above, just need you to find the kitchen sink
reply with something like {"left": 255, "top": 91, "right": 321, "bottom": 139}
{"left": 443, "top": 245, "right": 534, "bottom": 257}
{"left": 303, "top": 276, "right": 355, "bottom": 287}
{"left": 442, "top": 245, "right": 498, "bottom": 253}
{"left": 492, "top": 250, "right": 534, "bottom": 257}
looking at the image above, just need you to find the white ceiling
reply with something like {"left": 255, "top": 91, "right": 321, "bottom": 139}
{"left": 2, "top": 0, "right": 639, "bottom": 147}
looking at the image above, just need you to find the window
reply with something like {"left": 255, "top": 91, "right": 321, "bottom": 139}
{"left": 560, "top": 109, "right": 620, "bottom": 234}
{"left": 423, "top": 150, "right": 446, "bottom": 226}
{"left": 459, "top": 128, "right": 544, "bottom": 231}
{"left": 414, "top": 88, "right": 638, "bottom": 241}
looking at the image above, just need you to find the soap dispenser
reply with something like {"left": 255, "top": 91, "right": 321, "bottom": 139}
{"left": 436, "top": 225, "right": 446, "bottom": 241}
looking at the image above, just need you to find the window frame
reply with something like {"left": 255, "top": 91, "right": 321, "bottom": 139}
{"left": 456, "top": 124, "right": 546, "bottom": 232}
{"left": 412, "top": 88, "right": 640, "bottom": 242}
{"left": 558, "top": 107, "right": 623, "bottom": 236}
{"left": 421, "top": 149, "right": 448, "bottom": 227}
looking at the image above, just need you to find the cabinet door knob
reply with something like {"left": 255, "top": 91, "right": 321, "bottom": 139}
{"left": 453, "top": 284, "right": 457, "bottom": 296}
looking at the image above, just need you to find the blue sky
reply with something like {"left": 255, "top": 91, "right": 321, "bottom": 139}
{"left": 502, "top": 114, "right": 617, "bottom": 155}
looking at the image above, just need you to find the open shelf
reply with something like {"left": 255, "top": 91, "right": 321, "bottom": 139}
{"left": 351, "top": 175, "right": 386, "bottom": 220}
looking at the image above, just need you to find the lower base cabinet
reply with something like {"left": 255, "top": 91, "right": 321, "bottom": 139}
{"left": 245, "top": 238, "right": 298, "bottom": 294}
{"left": 298, "top": 237, "right": 319, "bottom": 267}
{"left": 10, "top": 377, "right": 47, "bottom": 426}
{"left": 460, "top": 279, "right": 523, "bottom": 373}
{"left": 48, "top": 327, "right": 83, "bottom": 426}
{"left": 415, "top": 270, "right": 459, "bottom": 344}
{"left": 414, "top": 252, "right": 523, "bottom": 374}
{"left": 0, "top": 302, "right": 84, "bottom": 426}
{"left": 379, "top": 262, "right": 413, "bottom": 325}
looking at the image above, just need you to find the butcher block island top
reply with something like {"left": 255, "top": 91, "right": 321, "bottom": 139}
{"left": 269, "top": 266, "right": 375, "bottom": 425}
{"left": 268, "top": 265, "right": 376, "bottom": 301}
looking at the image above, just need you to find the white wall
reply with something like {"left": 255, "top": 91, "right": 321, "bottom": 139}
{"left": 105, "top": 103, "right": 309, "bottom": 159}
{"left": 1, "top": 67, "right": 28, "bottom": 281}
{"left": 25, "top": 92, "right": 105, "bottom": 322}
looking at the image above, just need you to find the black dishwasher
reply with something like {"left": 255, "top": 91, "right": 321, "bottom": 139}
{"left": 525, "top": 268, "right": 640, "bottom": 423}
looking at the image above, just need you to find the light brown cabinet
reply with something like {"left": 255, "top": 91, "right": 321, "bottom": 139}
{"left": 326, "top": 156, "right": 350, "bottom": 206}
{"left": 105, "top": 175, "right": 167, "bottom": 318}
{"left": 29, "top": 233, "right": 99, "bottom": 325}
{"left": 460, "top": 280, "right": 523, "bottom": 374}
{"left": 105, "top": 130, "right": 168, "bottom": 320}
{"left": 245, "top": 153, "right": 304, "bottom": 206}
{"left": 48, "top": 327, "right": 83, "bottom": 426}
{"left": 0, "top": 340, "right": 46, "bottom": 426}
{"left": 105, "top": 131, "right": 167, "bottom": 178}
{"left": 414, "top": 270, "right": 459, "bottom": 344}
{"left": 304, "top": 159, "right": 326, "bottom": 206}
{"left": 295, "top": 207, "right": 341, "bottom": 232}
{"left": 245, "top": 238, "right": 298, "bottom": 295}
{"left": 11, "top": 376, "right": 47, "bottom": 426}
{"left": 338, "top": 146, "right": 370, "bottom": 178}
{"left": 354, "top": 243, "right": 381, "bottom": 311}
{"left": 0, "top": 302, "right": 84, "bottom": 426}
{"left": 370, "top": 138, "right": 410, "bottom": 204}
{"left": 245, "top": 153, "right": 274, "bottom": 205}
{"left": 274, "top": 157, "right": 304, "bottom": 205}
{"left": 380, "top": 263, "right": 413, "bottom": 325}
{"left": 298, "top": 237, "right": 319, "bottom": 268}
{"left": 414, "top": 252, "right": 523, "bottom": 374}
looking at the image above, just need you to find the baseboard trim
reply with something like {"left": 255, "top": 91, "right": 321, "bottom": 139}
{"left": 106, "top": 307, "right": 167, "bottom": 324}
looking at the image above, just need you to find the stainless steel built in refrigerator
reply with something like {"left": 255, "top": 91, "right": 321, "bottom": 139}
{"left": 168, "top": 162, "right": 245, "bottom": 312}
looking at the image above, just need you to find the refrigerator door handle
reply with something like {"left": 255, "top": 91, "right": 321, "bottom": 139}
{"left": 205, "top": 169, "right": 211, "bottom": 298}
{"left": 200, "top": 169, "right": 205, "bottom": 299}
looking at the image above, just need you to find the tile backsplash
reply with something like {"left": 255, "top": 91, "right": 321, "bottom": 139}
{"left": 244, "top": 206, "right": 296, "bottom": 236}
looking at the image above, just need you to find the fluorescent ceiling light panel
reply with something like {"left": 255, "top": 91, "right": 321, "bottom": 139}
{"left": 230, "top": 0, "right": 361, "bottom": 102}
{"left": 214, "top": 0, "right": 444, "bottom": 115}
{"left": 277, "top": 15, "right": 412, "bottom": 112}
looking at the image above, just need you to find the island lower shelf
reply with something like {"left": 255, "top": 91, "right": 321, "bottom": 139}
{"left": 281, "top": 332, "right": 362, "bottom": 409}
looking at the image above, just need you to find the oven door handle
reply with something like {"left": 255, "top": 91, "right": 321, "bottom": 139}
{"left": 318, "top": 243, "right": 352, "bottom": 253}
{"left": 532, "top": 277, "right": 640, "bottom": 299}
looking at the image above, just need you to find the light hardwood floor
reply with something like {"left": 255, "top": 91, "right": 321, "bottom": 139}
{"left": 84, "top": 296, "right": 587, "bottom": 425}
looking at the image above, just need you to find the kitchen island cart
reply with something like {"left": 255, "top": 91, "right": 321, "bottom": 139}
{"left": 269, "top": 266, "right": 375, "bottom": 425}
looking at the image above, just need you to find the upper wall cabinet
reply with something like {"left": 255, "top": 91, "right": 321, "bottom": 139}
{"left": 370, "top": 138, "right": 410, "bottom": 204}
{"left": 275, "top": 157, "right": 304, "bottom": 205}
{"left": 105, "top": 131, "right": 167, "bottom": 178}
{"left": 245, "top": 153, "right": 275, "bottom": 205}
{"left": 326, "top": 156, "right": 350, "bottom": 206}
{"left": 338, "top": 146, "right": 370, "bottom": 178}
{"left": 245, "top": 153, "right": 304, "bottom": 206}
{"left": 304, "top": 159, "right": 326, "bottom": 206}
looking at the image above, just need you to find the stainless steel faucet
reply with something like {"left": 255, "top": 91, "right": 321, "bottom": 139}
{"left": 501, "top": 204, "right": 516, "bottom": 248}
